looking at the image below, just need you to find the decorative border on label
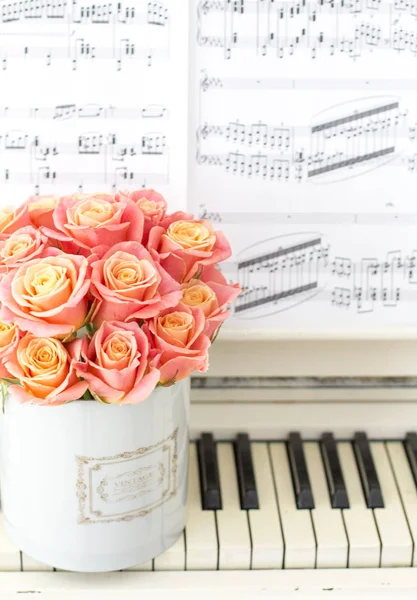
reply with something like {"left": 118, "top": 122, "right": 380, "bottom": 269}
{"left": 76, "top": 427, "right": 178, "bottom": 525}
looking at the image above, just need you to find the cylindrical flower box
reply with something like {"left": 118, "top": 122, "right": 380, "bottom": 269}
{"left": 0, "top": 379, "right": 189, "bottom": 572}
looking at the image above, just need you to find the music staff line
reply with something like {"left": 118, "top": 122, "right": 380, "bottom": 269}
{"left": 197, "top": 0, "right": 417, "bottom": 59}
{"left": 198, "top": 0, "right": 417, "bottom": 17}
{"left": 1, "top": 0, "right": 169, "bottom": 26}
{"left": 0, "top": 104, "right": 169, "bottom": 121}
{"left": 198, "top": 208, "right": 417, "bottom": 225}
{"left": 0, "top": 132, "right": 168, "bottom": 157}
{"left": 200, "top": 74, "right": 417, "bottom": 91}
{"left": 0, "top": 43, "right": 169, "bottom": 70}
{"left": 198, "top": 118, "right": 417, "bottom": 148}
{"left": 232, "top": 235, "right": 417, "bottom": 315}
{"left": 1, "top": 168, "right": 169, "bottom": 194}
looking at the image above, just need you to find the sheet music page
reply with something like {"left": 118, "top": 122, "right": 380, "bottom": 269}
{"left": 189, "top": 0, "right": 417, "bottom": 335}
{"left": 0, "top": 0, "right": 189, "bottom": 211}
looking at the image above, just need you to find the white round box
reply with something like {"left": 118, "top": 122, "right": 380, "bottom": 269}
{"left": 0, "top": 379, "right": 189, "bottom": 572}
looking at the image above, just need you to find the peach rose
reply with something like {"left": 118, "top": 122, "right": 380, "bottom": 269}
{"left": 145, "top": 302, "right": 210, "bottom": 384}
{"left": 90, "top": 241, "right": 182, "bottom": 325}
{"left": 0, "top": 251, "right": 91, "bottom": 338}
{"left": 0, "top": 322, "right": 21, "bottom": 360}
{"left": 148, "top": 215, "right": 231, "bottom": 283}
{"left": 0, "top": 226, "right": 49, "bottom": 277}
{"left": 197, "top": 265, "right": 242, "bottom": 338}
{"left": 4, "top": 334, "right": 87, "bottom": 405}
{"left": 0, "top": 204, "right": 30, "bottom": 238}
{"left": 27, "top": 195, "right": 59, "bottom": 229}
{"left": 74, "top": 321, "right": 160, "bottom": 405}
{"left": 118, "top": 189, "right": 167, "bottom": 243}
{"left": 44, "top": 193, "right": 144, "bottom": 253}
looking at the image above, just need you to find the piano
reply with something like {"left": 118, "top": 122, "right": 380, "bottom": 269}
{"left": 1, "top": 335, "right": 417, "bottom": 597}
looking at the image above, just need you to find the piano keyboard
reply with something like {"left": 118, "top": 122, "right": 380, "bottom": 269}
{"left": 2, "top": 431, "right": 417, "bottom": 572}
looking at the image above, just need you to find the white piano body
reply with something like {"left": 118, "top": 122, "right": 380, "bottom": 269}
{"left": 2, "top": 333, "right": 417, "bottom": 598}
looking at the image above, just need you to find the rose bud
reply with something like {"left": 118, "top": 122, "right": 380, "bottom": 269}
{"left": 145, "top": 302, "right": 211, "bottom": 384}
{"left": 4, "top": 334, "right": 87, "bottom": 405}
{"left": 43, "top": 193, "right": 144, "bottom": 254}
{"left": 0, "top": 226, "right": 49, "bottom": 278}
{"left": 148, "top": 216, "right": 231, "bottom": 283}
{"left": 0, "top": 251, "right": 91, "bottom": 338}
{"left": 74, "top": 321, "right": 160, "bottom": 405}
{"left": 90, "top": 241, "right": 182, "bottom": 325}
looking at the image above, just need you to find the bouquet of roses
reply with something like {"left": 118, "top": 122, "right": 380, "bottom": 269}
{"left": 0, "top": 191, "right": 240, "bottom": 407}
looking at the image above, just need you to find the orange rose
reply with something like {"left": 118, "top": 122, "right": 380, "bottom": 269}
{"left": 4, "top": 334, "right": 87, "bottom": 405}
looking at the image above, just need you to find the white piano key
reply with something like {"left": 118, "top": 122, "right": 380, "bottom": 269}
{"left": 386, "top": 441, "right": 417, "bottom": 566}
{"left": 269, "top": 443, "right": 316, "bottom": 569}
{"left": 0, "top": 515, "right": 20, "bottom": 571}
{"left": 337, "top": 442, "right": 380, "bottom": 568}
{"left": 304, "top": 442, "right": 348, "bottom": 568}
{"left": 21, "top": 553, "right": 53, "bottom": 571}
{"left": 371, "top": 442, "right": 412, "bottom": 567}
{"left": 153, "top": 532, "right": 185, "bottom": 571}
{"left": 216, "top": 443, "right": 251, "bottom": 570}
{"left": 248, "top": 443, "right": 284, "bottom": 569}
{"left": 126, "top": 559, "right": 153, "bottom": 571}
{"left": 185, "top": 443, "right": 218, "bottom": 570}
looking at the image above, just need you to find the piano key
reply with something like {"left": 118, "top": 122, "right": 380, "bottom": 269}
{"left": 371, "top": 442, "right": 412, "bottom": 567}
{"left": 320, "top": 432, "right": 349, "bottom": 509}
{"left": 234, "top": 433, "right": 259, "bottom": 510}
{"left": 21, "top": 553, "right": 53, "bottom": 571}
{"left": 337, "top": 442, "right": 380, "bottom": 568}
{"left": 404, "top": 432, "right": 417, "bottom": 488}
{"left": 269, "top": 443, "right": 316, "bottom": 569}
{"left": 287, "top": 432, "right": 314, "bottom": 510}
{"left": 198, "top": 433, "right": 222, "bottom": 511}
{"left": 386, "top": 441, "right": 417, "bottom": 566}
{"left": 248, "top": 443, "right": 283, "bottom": 569}
{"left": 185, "top": 443, "right": 218, "bottom": 570}
{"left": 153, "top": 531, "right": 185, "bottom": 571}
{"left": 216, "top": 443, "right": 251, "bottom": 570}
{"left": 353, "top": 431, "right": 384, "bottom": 509}
{"left": 304, "top": 442, "right": 348, "bottom": 568}
{"left": 0, "top": 515, "right": 20, "bottom": 570}
{"left": 126, "top": 559, "right": 153, "bottom": 571}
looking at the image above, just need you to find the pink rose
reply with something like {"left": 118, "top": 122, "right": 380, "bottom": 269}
{"left": 0, "top": 226, "right": 49, "bottom": 277}
{"left": 182, "top": 265, "right": 241, "bottom": 338}
{"left": 0, "top": 204, "right": 30, "bottom": 238}
{"left": 90, "top": 241, "right": 182, "bottom": 325}
{"left": 148, "top": 216, "right": 231, "bottom": 282}
{"left": 5, "top": 335, "right": 87, "bottom": 405}
{"left": 44, "top": 193, "right": 144, "bottom": 253}
{"left": 118, "top": 189, "right": 167, "bottom": 243}
{"left": 145, "top": 303, "right": 211, "bottom": 384}
{"left": 27, "top": 195, "right": 59, "bottom": 230}
{"left": 0, "top": 322, "right": 21, "bottom": 360}
{"left": 74, "top": 321, "right": 160, "bottom": 405}
{"left": 0, "top": 252, "right": 91, "bottom": 338}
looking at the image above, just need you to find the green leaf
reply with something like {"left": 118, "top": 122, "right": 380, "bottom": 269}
{"left": 0, "top": 378, "right": 20, "bottom": 414}
{"left": 81, "top": 300, "right": 97, "bottom": 329}
{"left": 81, "top": 389, "right": 94, "bottom": 401}
{"left": 86, "top": 322, "right": 97, "bottom": 337}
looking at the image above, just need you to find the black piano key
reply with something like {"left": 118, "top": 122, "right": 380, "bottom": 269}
{"left": 287, "top": 432, "right": 315, "bottom": 510}
{"left": 353, "top": 431, "right": 384, "bottom": 509}
{"left": 404, "top": 432, "right": 417, "bottom": 488}
{"left": 197, "top": 433, "right": 222, "bottom": 511}
{"left": 234, "top": 433, "right": 259, "bottom": 510}
{"left": 320, "top": 432, "right": 350, "bottom": 509}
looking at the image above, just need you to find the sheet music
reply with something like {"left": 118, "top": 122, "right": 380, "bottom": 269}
{"left": 0, "top": 0, "right": 189, "bottom": 209}
{"left": 189, "top": 0, "right": 417, "bottom": 333}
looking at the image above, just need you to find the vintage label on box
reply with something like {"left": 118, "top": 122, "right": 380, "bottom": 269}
{"left": 76, "top": 428, "right": 178, "bottom": 524}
